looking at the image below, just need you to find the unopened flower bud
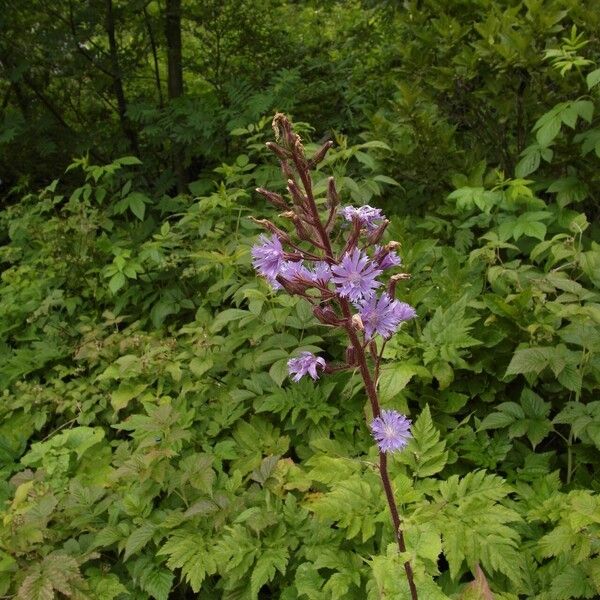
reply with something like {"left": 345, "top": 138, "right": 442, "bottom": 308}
{"left": 277, "top": 275, "right": 308, "bottom": 296}
{"left": 351, "top": 313, "right": 364, "bottom": 331}
{"left": 345, "top": 346, "right": 356, "bottom": 365}
{"left": 287, "top": 179, "right": 307, "bottom": 207}
{"left": 387, "top": 273, "right": 411, "bottom": 296}
{"left": 272, "top": 112, "right": 295, "bottom": 147}
{"left": 327, "top": 177, "right": 339, "bottom": 210}
{"left": 367, "top": 219, "right": 390, "bottom": 245}
{"left": 313, "top": 306, "right": 340, "bottom": 325}
{"left": 265, "top": 141, "right": 288, "bottom": 160}
{"left": 281, "top": 161, "right": 294, "bottom": 180}
{"left": 256, "top": 188, "right": 288, "bottom": 210}
{"left": 309, "top": 140, "right": 334, "bottom": 167}
{"left": 249, "top": 217, "right": 292, "bottom": 243}
{"left": 293, "top": 137, "right": 306, "bottom": 159}
{"left": 342, "top": 219, "right": 362, "bottom": 254}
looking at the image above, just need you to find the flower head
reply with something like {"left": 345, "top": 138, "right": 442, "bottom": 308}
{"left": 287, "top": 352, "right": 327, "bottom": 382}
{"left": 251, "top": 235, "right": 286, "bottom": 288}
{"left": 280, "top": 260, "right": 312, "bottom": 282}
{"left": 358, "top": 293, "right": 416, "bottom": 339}
{"left": 331, "top": 248, "right": 382, "bottom": 302}
{"left": 370, "top": 410, "right": 412, "bottom": 453}
{"left": 341, "top": 205, "right": 385, "bottom": 232}
{"left": 374, "top": 245, "right": 402, "bottom": 270}
{"left": 392, "top": 301, "right": 417, "bottom": 323}
{"left": 310, "top": 261, "right": 332, "bottom": 286}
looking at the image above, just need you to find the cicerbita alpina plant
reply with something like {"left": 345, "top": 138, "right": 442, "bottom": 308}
{"left": 251, "top": 114, "right": 419, "bottom": 600}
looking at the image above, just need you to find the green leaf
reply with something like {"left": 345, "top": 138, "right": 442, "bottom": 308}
{"left": 515, "top": 149, "right": 540, "bottom": 178}
{"left": 587, "top": 68, "right": 600, "bottom": 89}
{"left": 401, "top": 405, "right": 448, "bottom": 477}
{"left": 158, "top": 532, "right": 217, "bottom": 593}
{"left": 124, "top": 523, "right": 156, "bottom": 560}
{"left": 150, "top": 299, "right": 177, "bottom": 327}
{"left": 109, "top": 272, "right": 126, "bottom": 294}
{"left": 574, "top": 99, "right": 594, "bottom": 124}
{"left": 111, "top": 382, "right": 148, "bottom": 412}
{"left": 210, "top": 308, "right": 250, "bottom": 333}
{"left": 378, "top": 364, "right": 418, "bottom": 401}
{"left": 140, "top": 569, "right": 173, "bottom": 600}
{"left": 505, "top": 347, "right": 551, "bottom": 376}
{"left": 116, "top": 156, "right": 143, "bottom": 166}
{"left": 86, "top": 568, "right": 130, "bottom": 600}
{"left": 536, "top": 116, "right": 561, "bottom": 146}
{"left": 126, "top": 192, "right": 148, "bottom": 220}
{"left": 250, "top": 548, "right": 288, "bottom": 598}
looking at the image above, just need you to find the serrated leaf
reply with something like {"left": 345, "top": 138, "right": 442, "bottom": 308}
{"left": 378, "top": 364, "right": 418, "bottom": 401}
{"left": 117, "top": 156, "right": 143, "bottom": 166}
{"left": 505, "top": 347, "right": 551, "bottom": 376}
{"left": 250, "top": 548, "right": 288, "bottom": 598}
{"left": 158, "top": 532, "right": 217, "bottom": 592}
{"left": 401, "top": 405, "right": 448, "bottom": 477}
{"left": 111, "top": 382, "right": 148, "bottom": 412}
{"left": 124, "top": 523, "right": 156, "bottom": 560}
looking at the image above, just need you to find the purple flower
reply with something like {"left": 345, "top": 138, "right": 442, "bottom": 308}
{"left": 371, "top": 410, "right": 412, "bottom": 453}
{"left": 341, "top": 205, "right": 385, "bottom": 232}
{"left": 251, "top": 235, "right": 285, "bottom": 288}
{"left": 331, "top": 249, "right": 382, "bottom": 302}
{"left": 310, "top": 261, "right": 332, "bottom": 286}
{"left": 358, "top": 293, "right": 416, "bottom": 339}
{"left": 393, "top": 301, "right": 417, "bottom": 323}
{"left": 280, "top": 260, "right": 312, "bottom": 282}
{"left": 287, "top": 352, "right": 326, "bottom": 382}
{"left": 374, "top": 245, "right": 402, "bottom": 270}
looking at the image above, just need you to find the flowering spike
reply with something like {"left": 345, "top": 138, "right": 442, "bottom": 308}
{"left": 370, "top": 410, "right": 412, "bottom": 453}
{"left": 287, "top": 178, "right": 307, "bottom": 207}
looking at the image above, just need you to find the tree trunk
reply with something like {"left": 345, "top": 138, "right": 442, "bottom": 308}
{"left": 164, "top": 0, "right": 184, "bottom": 100}
{"left": 105, "top": 0, "right": 139, "bottom": 154}
{"left": 164, "top": 0, "right": 186, "bottom": 192}
{"left": 144, "top": 5, "right": 163, "bottom": 107}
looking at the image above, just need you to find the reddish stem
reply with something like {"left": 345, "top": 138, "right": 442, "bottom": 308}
{"left": 294, "top": 148, "right": 419, "bottom": 600}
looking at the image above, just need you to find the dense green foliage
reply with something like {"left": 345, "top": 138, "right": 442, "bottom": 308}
{"left": 1, "top": 1, "right": 600, "bottom": 598}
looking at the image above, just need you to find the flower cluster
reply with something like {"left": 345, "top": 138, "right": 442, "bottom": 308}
{"left": 250, "top": 113, "right": 416, "bottom": 450}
